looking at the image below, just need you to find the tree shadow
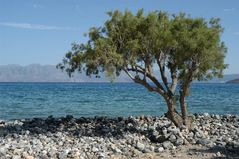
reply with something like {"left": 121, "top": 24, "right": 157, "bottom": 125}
{"left": 0, "top": 116, "right": 146, "bottom": 139}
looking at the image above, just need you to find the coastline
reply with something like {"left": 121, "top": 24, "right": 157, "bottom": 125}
{"left": 0, "top": 114, "right": 239, "bottom": 159}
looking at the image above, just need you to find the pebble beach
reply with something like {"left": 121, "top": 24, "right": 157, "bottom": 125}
{"left": 0, "top": 113, "right": 239, "bottom": 159}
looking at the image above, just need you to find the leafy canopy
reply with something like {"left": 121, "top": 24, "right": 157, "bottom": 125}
{"left": 58, "top": 10, "right": 227, "bottom": 94}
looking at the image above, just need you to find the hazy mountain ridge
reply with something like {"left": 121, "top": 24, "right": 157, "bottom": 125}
{"left": 226, "top": 78, "right": 239, "bottom": 83}
{"left": 0, "top": 64, "right": 131, "bottom": 82}
{"left": 202, "top": 74, "right": 239, "bottom": 83}
{"left": 0, "top": 64, "right": 238, "bottom": 83}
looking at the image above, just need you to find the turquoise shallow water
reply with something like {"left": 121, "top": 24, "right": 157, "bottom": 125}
{"left": 0, "top": 83, "right": 238, "bottom": 120}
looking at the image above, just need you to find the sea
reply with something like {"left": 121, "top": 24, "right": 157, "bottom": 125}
{"left": 0, "top": 82, "right": 238, "bottom": 120}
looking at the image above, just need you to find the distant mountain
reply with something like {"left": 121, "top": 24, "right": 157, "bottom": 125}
{"left": 0, "top": 64, "right": 131, "bottom": 82}
{"left": 226, "top": 78, "right": 239, "bottom": 83}
{"left": 0, "top": 64, "right": 238, "bottom": 83}
{"left": 201, "top": 74, "right": 239, "bottom": 83}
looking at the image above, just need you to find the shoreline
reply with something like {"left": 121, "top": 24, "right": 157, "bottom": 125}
{"left": 0, "top": 114, "right": 239, "bottom": 159}
{"left": 2, "top": 112, "right": 239, "bottom": 122}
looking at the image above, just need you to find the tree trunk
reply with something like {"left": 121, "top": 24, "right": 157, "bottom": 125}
{"left": 179, "top": 92, "right": 188, "bottom": 126}
{"left": 165, "top": 97, "right": 183, "bottom": 127}
{"left": 179, "top": 91, "right": 194, "bottom": 130}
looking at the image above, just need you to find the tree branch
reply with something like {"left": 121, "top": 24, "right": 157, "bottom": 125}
{"left": 157, "top": 51, "right": 171, "bottom": 93}
{"left": 157, "top": 60, "right": 169, "bottom": 89}
{"left": 127, "top": 67, "right": 165, "bottom": 92}
{"left": 134, "top": 77, "right": 157, "bottom": 92}
{"left": 180, "top": 61, "right": 197, "bottom": 95}
{"left": 124, "top": 67, "right": 166, "bottom": 97}
{"left": 123, "top": 69, "right": 156, "bottom": 92}
{"left": 169, "top": 71, "right": 178, "bottom": 93}
{"left": 123, "top": 69, "right": 135, "bottom": 81}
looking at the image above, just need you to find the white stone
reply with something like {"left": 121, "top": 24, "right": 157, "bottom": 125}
{"left": 136, "top": 141, "right": 145, "bottom": 151}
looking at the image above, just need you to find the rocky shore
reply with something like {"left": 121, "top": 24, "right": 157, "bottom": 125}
{"left": 0, "top": 113, "right": 239, "bottom": 159}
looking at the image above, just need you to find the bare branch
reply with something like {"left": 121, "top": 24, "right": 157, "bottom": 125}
{"left": 126, "top": 67, "right": 166, "bottom": 96}
{"left": 134, "top": 77, "right": 157, "bottom": 92}
{"left": 158, "top": 60, "right": 169, "bottom": 88}
{"left": 123, "top": 69, "right": 135, "bottom": 81}
{"left": 169, "top": 71, "right": 178, "bottom": 93}
{"left": 157, "top": 51, "right": 170, "bottom": 92}
{"left": 123, "top": 68, "right": 156, "bottom": 92}
{"left": 168, "top": 60, "right": 178, "bottom": 94}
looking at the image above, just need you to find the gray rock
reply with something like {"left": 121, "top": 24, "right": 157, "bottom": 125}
{"left": 12, "top": 156, "right": 21, "bottom": 159}
{"left": 121, "top": 147, "right": 128, "bottom": 153}
{"left": 149, "top": 146, "right": 154, "bottom": 152}
{"left": 203, "top": 113, "right": 210, "bottom": 117}
{"left": 164, "top": 132, "right": 171, "bottom": 139}
{"left": 41, "top": 150, "right": 47, "bottom": 156}
{"left": 216, "top": 151, "right": 221, "bottom": 157}
{"left": 162, "top": 128, "right": 167, "bottom": 135}
{"left": 48, "top": 148, "right": 57, "bottom": 157}
{"left": 132, "top": 149, "right": 140, "bottom": 157}
{"left": 59, "top": 149, "right": 70, "bottom": 159}
{"left": 197, "top": 139, "right": 212, "bottom": 146}
{"left": 142, "top": 148, "right": 150, "bottom": 153}
{"left": 188, "top": 132, "right": 194, "bottom": 138}
{"left": 194, "top": 128, "right": 205, "bottom": 138}
{"left": 111, "top": 145, "right": 122, "bottom": 153}
{"left": 40, "top": 154, "right": 48, "bottom": 159}
{"left": 156, "top": 147, "right": 164, "bottom": 152}
{"left": 187, "top": 138, "right": 196, "bottom": 144}
{"left": 164, "top": 121, "right": 172, "bottom": 127}
{"left": 67, "top": 150, "right": 81, "bottom": 158}
{"left": 98, "top": 153, "right": 105, "bottom": 159}
{"left": 136, "top": 141, "right": 145, "bottom": 151}
{"left": 0, "top": 147, "right": 6, "bottom": 155}
{"left": 151, "top": 130, "right": 159, "bottom": 136}
{"left": 175, "top": 138, "right": 184, "bottom": 146}
{"left": 215, "top": 115, "right": 220, "bottom": 120}
{"left": 162, "top": 141, "right": 173, "bottom": 149}
{"left": 156, "top": 135, "right": 167, "bottom": 143}
{"left": 168, "top": 126, "right": 180, "bottom": 135}
{"left": 169, "top": 134, "right": 177, "bottom": 143}
{"left": 92, "top": 147, "right": 99, "bottom": 152}
{"left": 236, "top": 128, "right": 239, "bottom": 135}
{"left": 13, "top": 148, "right": 22, "bottom": 155}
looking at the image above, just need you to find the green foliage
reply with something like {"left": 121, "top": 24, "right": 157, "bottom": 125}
{"left": 57, "top": 9, "right": 227, "bottom": 85}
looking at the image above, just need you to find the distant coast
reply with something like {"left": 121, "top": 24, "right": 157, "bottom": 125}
{"left": 226, "top": 79, "right": 239, "bottom": 83}
{"left": 0, "top": 114, "right": 238, "bottom": 158}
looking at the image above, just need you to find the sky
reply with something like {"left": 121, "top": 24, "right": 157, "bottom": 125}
{"left": 0, "top": 0, "right": 238, "bottom": 74}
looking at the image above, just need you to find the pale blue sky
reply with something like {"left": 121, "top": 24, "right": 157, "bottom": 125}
{"left": 0, "top": 0, "right": 238, "bottom": 74}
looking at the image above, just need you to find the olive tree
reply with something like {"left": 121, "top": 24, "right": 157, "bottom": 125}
{"left": 57, "top": 10, "right": 227, "bottom": 127}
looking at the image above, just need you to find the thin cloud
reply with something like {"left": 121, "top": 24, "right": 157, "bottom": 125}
{"left": 0, "top": 22, "right": 79, "bottom": 31}
{"left": 223, "top": 8, "right": 236, "bottom": 12}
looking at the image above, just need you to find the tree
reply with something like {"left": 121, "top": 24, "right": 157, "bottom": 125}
{"left": 57, "top": 10, "right": 227, "bottom": 127}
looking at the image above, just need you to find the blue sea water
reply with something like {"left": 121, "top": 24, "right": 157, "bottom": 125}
{"left": 0, "top": 83, "right": 238, "bottom": 120}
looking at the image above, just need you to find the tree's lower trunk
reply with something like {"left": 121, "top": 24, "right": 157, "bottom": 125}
{"left": 165, "top": 97, "right": 184, "bottom": 127}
